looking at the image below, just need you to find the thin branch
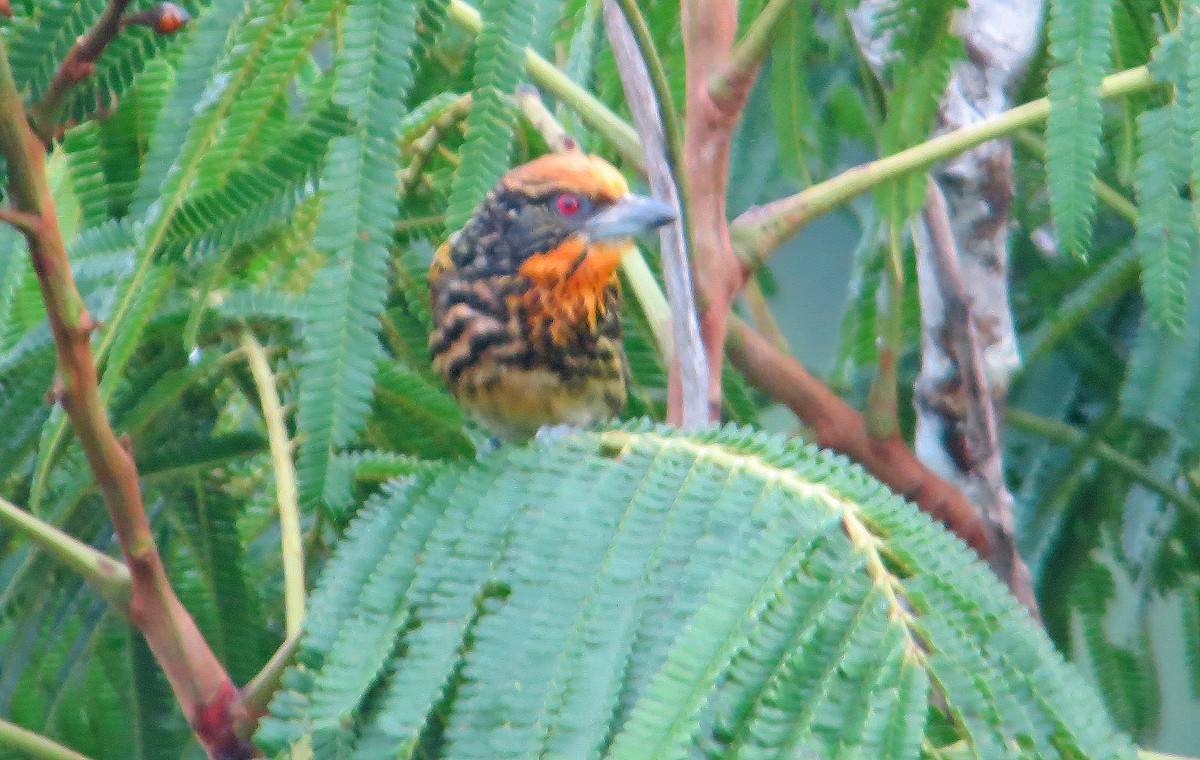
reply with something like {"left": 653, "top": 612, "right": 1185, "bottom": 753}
{"left": 742, "top": 276, "right": 790, "bottom": 353}
{"left": 515, "top": 85, "right": 578, "bottom": 153}
{"left": 0, "top": 718, "right": 94, "bottom": 760}
{"left": 27, "top": 1, "right": 188, "bottom": 144}
{"left": 240, "top": 331, "right": 304, "bottom": 639}
{"left": 1007, "top": 408, "right": 1200, "bottom": 520}
{"left": 241, "top": 630, "right": 302, "bottom": 719}
{"left": 604, "top": 0, "right": 708, "bottom": 429}
{"left": 0, "top": 495, "right": 131, "bottom": 610}
{"left": 0, "top": 205, "right": 42, "bottom": 233}
{"left": 399, "top": 94, "right": 472, "bottom": 196}
{"left": 0, "top": 32, "right": 255, "bottom": 760}
{"left": 445, "top": 0, "right": 644, "bottom": 170}
{"left": 726, "top": 316, "right": 991, "bottom": 552}
{"left": 730, "top": 65, "right": 1157, "bottom": 267}
{"left": 922, "top": 183, "right": 1037, "bottom": 614}
{"left": 682, "top": 0, "right": 759, "bottom": 419}
{"left": 709, "top": 0, "right": 795, "bottom": 104}
{"left": 612, "top": 0, "right": 685, "bottom": 177}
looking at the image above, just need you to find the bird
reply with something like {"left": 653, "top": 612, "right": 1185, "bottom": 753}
{"left": 428, "top": 152, "right": 675, "bottom": 441}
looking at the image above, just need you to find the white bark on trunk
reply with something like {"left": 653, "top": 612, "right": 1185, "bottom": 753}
{"left": 850, "top": 0, "right": 1043, "bottom": 612}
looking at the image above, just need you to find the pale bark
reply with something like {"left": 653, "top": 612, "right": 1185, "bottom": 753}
{"left": 850, "top": 0, "right": 1043, "bottom": 613}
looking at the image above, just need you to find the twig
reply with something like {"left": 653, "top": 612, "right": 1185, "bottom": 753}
{"left": 0, "top": 205, "right": 41, "bottom": 233}
{"left": 730, "top": 66, "right": 1157, "bottom": 267}
{"left": 399, "top": 94, "right": 472, "bottom": 196}
{"left": 241, "top": 630, "right": 302, "bottom": 719}
{"left": 0, "top": 31, "right": 255, "bottom": 760}
{"left": 27, "top": 1, "right": 188, "bottom": 144}
{"left": 1007, "top": 408, "right": 1200, "bottom": 520}
{"left": 708, "top": 0, "right": 795, "bottom": 104}
{"left": 681, "top": 0, "right": 759, "bottom": 419}
{"left": 0, "top": 495, "right": 131, "bottom": 610}
{"left": 445, "top": 0, "right": 645, "bottom": 170}
{"left": 0, "top": 718, "right": 94, "bottom": 760}
{"left": 514, "top": 85, "right": 578, "bottom": 153}
{"left": 922, "top": 183, "right": 1038, "bottom": 614}
{"left": 611, "top": 0, "right": 685, "bottom": 176}
{"left": 240, "top": 331, "right": 304, "bottom": 639}
{"left": 726, "top": 316, "right": 991, "bottom": 552}
{"left": 604, "top": 0, "right": 708, "bottom": 429}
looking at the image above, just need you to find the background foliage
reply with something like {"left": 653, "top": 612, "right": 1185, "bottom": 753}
{"left": 0, "top": 0, "right": 1198, "bottom": 757}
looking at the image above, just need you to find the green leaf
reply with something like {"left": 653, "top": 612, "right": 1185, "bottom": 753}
{"left": 262, "top": 424, "right": 1136, "bottom": 760}
{"left": 294, "top": 0, "right": 442, "bottom": 514}
{"left": 445, "top": 0, "right": 548, "bottom": 230}
{"left": 1046, "top": 0, "right": 1116, "bottom": 256}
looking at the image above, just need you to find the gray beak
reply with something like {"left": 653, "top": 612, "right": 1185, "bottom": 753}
{"left": 583, "top": 194, "right": 676, "bottom": 242}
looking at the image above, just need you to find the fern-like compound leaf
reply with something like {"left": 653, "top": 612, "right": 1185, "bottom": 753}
{"left": 260, "top": 424, "right": 1136, "bottom": 760}
{"left": 1046, "top": 0, "right": 1117, "bottom": 257}
{"left": 294, "top": 0, "right": 443, "bottom": 514}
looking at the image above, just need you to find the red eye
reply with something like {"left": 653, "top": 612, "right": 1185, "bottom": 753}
{"left": 556, "top": 193, "right": 581, "bottom": 215}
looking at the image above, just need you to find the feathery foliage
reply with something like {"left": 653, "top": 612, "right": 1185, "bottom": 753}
{"left": 258, "top": 425, "right": 1134, "bottom": 760}
{"left": 1045, "top": 0, "right": 1116, "bottom": 257}
{"left": 4, "top": 0, "right": 1200, "bottom": 757}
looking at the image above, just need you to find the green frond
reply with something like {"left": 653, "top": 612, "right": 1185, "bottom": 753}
{"left": 1120, "top": 252, "right": 1200, "bottom": 430}
{"left": 161, "top": 98, "right": 353, "bottom": 256}
{"left": 261, "top": 424, "right": 1135, "bottom": 760}
{"left": 193, "top": 0, "right": 348, "bottom": 191}
{"left": 365, "top": 361, "right": 474, "bottom": 459}
{"left": 871, "top": 0, "right": 964, "bottom": 225}
{"left": 1133, "top": 104, "right": 1194, "bottom": 331}
{"left": 176, "top": 487, "right": 268, "bottom": 685}
{"left": 0, "top": 350, "right": 54, "bottom": 478}
{"left": 294, "top": 0, "right": 440, "bottom": 515}
{"left": 324, "top": 450, "right": 440, "bottom": 515}
{"left": 1046, "top": 0, "right": 1116, "bottom": 256}
{"left": 445, "top": 0, "right": 547, "bottom": 230}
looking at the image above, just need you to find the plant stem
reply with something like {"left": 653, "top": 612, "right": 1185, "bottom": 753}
{"left": 709, "top": 0, "right": 794, "bottom": 103}
{"left": 240, "top": 331, "right": 304, "bottom": 639}
{"left": 604, "top": 0, "right": 708, "bottom": 428}
{"left": 612, "top": 0, "right": 685, "bottom": 176}
{"left": 241, "top": 630, "right": 302, "bottom": 718}
{"left": 1014, "top": 130, "right": 1138, "bottom": 224}
{"left": 445, "top": 0, "right": 644, "bottom": 169}
{"left": 0, "top": 719, "right": 94, "bottom": 760}
{"left": 27, "top": 0, "right": 135, "bottom": 142}
{"left": 1007, "top": 408, "right": 1200, "bottom": 519}
{"left": 0, "top": 26, "right": 253, "bottom": 760}
{"left": 0, "top": 495, "right": 131, "bottom": 610}
{"left": 731, "top": 65, "right": 1157, "bottom": 267}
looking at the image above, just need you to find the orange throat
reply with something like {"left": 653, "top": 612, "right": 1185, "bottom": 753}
{"left": 516, "top": 237, "right": 625, "bottom": 344}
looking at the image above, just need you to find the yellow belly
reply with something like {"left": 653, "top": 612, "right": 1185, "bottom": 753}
{"left": 452, "top": 361, "right": 626, "bottom": 441}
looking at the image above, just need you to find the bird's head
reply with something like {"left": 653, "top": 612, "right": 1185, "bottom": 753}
{"left": 440, "top": 153, "right": 675, "bottom": 290}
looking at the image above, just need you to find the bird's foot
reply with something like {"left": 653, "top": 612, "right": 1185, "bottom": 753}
{"left": 534, "top": 423, "right": 579, "bottom": 445}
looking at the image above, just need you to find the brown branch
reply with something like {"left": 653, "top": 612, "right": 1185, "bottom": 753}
{"left": 0, "top": 205, "right": 43, "bottom": 234}
{"left": 28, "top": 1, "right": 188, "bottom": 144}
{"left": 708, "top": 0, "right": 794, "bottom": 103}
{"left": 682, "top": 0, "right": 757, "bottom": 420}
{"left": 604, "top": 0, "right": 708, "bottom": 429}
{"left": 727, "top": 316, "right": 991, "bottom": 553}
{"left": 921, "top": 184, "right": 1037, "bottom": 614}
{"left": 0, "top": 31, "right": 256, "bottom": 760}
